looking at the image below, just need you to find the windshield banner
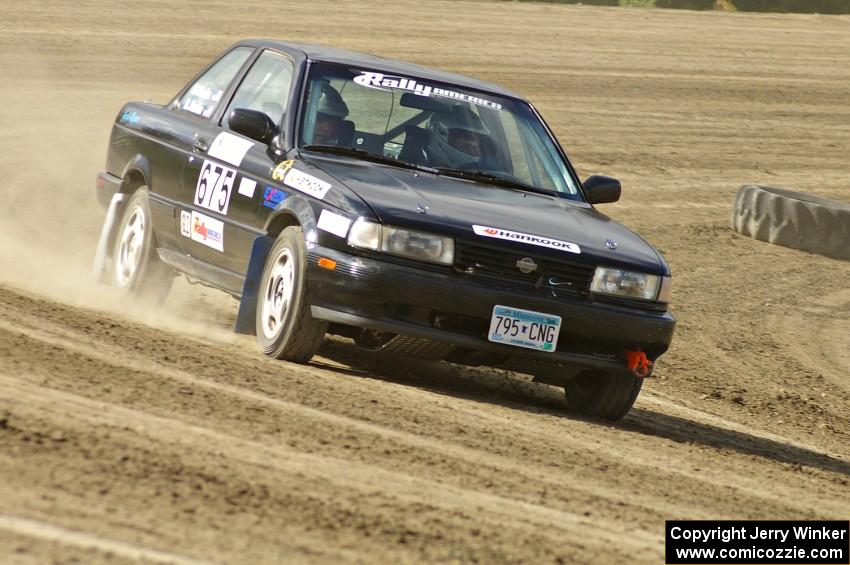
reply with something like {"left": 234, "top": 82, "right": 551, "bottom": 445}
{"left": 353, "top": 71, "right": 502, "bottom": 111}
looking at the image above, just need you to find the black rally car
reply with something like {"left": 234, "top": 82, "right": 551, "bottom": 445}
{"left": 93, "top": 40, "right": 675, "bottom": 420}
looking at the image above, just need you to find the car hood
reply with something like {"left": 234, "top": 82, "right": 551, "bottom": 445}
{"left": 309, "top": 155, "right": 667, "bottom": 274}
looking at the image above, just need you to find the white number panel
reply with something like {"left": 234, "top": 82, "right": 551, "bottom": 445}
{"left": 194, "top": 160, "right": 236, "bottom": 215}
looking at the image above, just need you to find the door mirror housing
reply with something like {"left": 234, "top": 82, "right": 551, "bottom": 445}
{"left": 229, "top": 108, "right": 278, "bottom": 144}
{"left": 269, "top": 133, "right": 286, "bottom": 156}
{"left": 583, "top": 175, "right": 621, "bottom": 204}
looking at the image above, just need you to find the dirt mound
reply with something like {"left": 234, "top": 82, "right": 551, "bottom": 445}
{"left": 1, "top": 1, "right": 849, "bottom": 562}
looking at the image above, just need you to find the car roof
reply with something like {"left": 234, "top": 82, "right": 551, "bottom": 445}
{"left": 238, "top": 39, "right": 523, "bottom": 100}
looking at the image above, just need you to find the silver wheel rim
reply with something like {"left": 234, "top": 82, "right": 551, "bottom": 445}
{"left": 261, "top": 248, "right": 295, "bottom": 340}
{"left": 115, "top": 204, "right": 146, "bottom": 288}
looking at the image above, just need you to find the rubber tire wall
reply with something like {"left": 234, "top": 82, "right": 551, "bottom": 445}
{"left": 731, "top": 185, "right": 850, "bottom": 260}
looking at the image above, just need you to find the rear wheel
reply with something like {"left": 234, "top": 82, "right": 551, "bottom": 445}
{"left": 111, "top": 188, "right": 174, "bottom": 304}
{"left": 564, "top": 369, "right": 643, "bottom": 421}
{"left": 256, "top": 226, "right": 327, "bottom": 363}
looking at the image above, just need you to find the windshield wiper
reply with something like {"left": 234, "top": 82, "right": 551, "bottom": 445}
{"left": 432, "top": 168, "right": 558, "bottom": 197}
{"left": 302, "top": 146, "right": 558, "bottom": 197}
{"left": 302, "top": 145, "right": 438, "bottom": 174}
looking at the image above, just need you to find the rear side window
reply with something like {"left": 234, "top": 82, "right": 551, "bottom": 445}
{"left": 177, "top": 47, "right": 252, "bottom": 118}
{"left": 225, "top": 50, "right": 294, "bottom": 128}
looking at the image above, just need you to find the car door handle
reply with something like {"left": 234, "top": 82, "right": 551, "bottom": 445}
{"left": 193, "top": 138, "right": 208, "bottom": 152}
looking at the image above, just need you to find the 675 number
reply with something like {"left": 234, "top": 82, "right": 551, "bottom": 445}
{"left": 194, "top": 160, "right": 235, "bottom": 215}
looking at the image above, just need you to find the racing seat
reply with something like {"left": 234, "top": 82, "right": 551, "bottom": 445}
{"left": 476, "top": 136, "right": 504, "bottom": 171}
{"left": 398, "top": 125, "right": 430, "bottom": 165}
{"left": 337, "top": 120, "right": 355, "bottom": 147}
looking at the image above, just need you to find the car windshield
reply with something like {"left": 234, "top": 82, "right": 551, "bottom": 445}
{"left": 298, "top": 62, "right": 583, "bottom": 199}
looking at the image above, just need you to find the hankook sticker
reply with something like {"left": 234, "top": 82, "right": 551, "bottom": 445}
{"left": 472, "top": 225, "right": 581, "bottom": 254}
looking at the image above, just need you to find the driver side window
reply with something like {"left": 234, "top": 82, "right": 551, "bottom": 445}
{"left": 177, "top": 47, "right": 252, "bottom": 118}
{"left": 224, "top": 50, "right": 294, "bottom": 130}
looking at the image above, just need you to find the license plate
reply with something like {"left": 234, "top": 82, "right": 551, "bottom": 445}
{"left": 487, "top": 305, "right": 561, "bottom": 352}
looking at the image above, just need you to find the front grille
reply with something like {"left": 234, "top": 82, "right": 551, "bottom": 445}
{"left": 454, "top": 240, "right": 594, "bottom": 299}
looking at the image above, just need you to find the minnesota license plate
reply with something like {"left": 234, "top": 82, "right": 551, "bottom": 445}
{"left": 487, "top": 305, "right": 561, "bottom": 352}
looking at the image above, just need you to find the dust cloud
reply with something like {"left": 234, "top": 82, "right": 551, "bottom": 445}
{"left": 0, "top": 56, "right": 237, "bottom": 343}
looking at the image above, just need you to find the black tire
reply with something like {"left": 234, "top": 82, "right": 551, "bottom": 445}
{"left": 564, "top": 369, "right": 643, "bottom": 421}
{"left": 255, "top": 226, "right": 327, "bottom": 363}
{"left": 731, "top": 185, "right": 850, "bottom": 260}
{"left": 111, "top": 188, "right": 174, "bottom": 304}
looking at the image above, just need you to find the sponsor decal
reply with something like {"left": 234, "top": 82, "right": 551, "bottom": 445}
{"left": 188, "top": 83, "right": 216, "bottom": 100}
{"left": 353, "top": 71, "right": 502, "bottom": 111}
{"left": 120, "top": 110, "right": 140, "bottom": 124}
{"left": 184, "top": 100, "right": 204, "bottom": 115}
{"left": 263, "top": 186, "right": 288, "bottom": 209}
{"left": 182, "top": 85, "right": 223, "bottom": 116}
{"left": 271, "top": 160, "right": 294, "bottom": 181}
{"left": 207, "top": 132, "right": 254, "bottom": 166}
{"left": 237, "top": 177, "right": 257, "bottom": 198}
{"left": 180, "top": 210, "right": 191, "bottom": 237}
{"left": 272, "top": 160, "right": 331, "bottom": 200}
{"left": 190, "top": 211, "right": 223, "bottom": 251}
{"left": 472, "top": 224, "right": 581, "bottom": 254}
{"left": 194, "top": 160, "right": 236, "bottom": 215}
{"left": 317, "top": 209, "right": 352, "bottom": 238}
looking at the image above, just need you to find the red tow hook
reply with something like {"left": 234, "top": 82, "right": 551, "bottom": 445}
{"left": 625, "top": 350, "right": 653, "bottom": 378}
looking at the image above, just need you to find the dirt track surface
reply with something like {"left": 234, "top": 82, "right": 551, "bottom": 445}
{"left": 1, "top": 1, "right": 849, "bottom": 563}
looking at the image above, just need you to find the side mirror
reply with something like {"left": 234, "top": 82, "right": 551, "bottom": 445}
{"left": 269, "top": 133, "right": 285, "bottom": 156}
{"left": 229, "top": 108, "right": 277, "bottom": 144}
{"left": 583, "top": 175, "right": 621, "bottom": 204}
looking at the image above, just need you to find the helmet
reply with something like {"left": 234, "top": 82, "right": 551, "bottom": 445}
{"left": 426, "top": 105, "right": 490, "bottom": 168}
{"left": 311, "top": 82, "right": 349, "bottom": 145}
{"left": 316, "top": 82, "right": 349, "bottom": 119}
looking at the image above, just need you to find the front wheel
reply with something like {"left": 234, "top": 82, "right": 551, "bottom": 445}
{"left": 564, "top": 369, "right": 643, "bottom": 421}
{"left": 255, "top": 226, "right": 327, "bottom": 363}
{"left": 111, "top": 188, "right": 174, "bottom": 304}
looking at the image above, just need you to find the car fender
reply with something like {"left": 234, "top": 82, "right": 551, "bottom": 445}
{"left": 91, "top": 156, "right": 152, "bottom": 282}
{"left": 263, "top": 192, "right": 318, "bottom": 239}
{"left": 120, "top": 154, "right": 152, "bottom": 193}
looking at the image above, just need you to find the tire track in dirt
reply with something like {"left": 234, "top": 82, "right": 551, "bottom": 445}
{"left": 5, "top": 310, "right": 845, "bottom": 525}
{"left": 0, "top": 515, "right": 209, "bottom": 565}
{"left": 2, "top": 286, "right": 849, "bottom": 563}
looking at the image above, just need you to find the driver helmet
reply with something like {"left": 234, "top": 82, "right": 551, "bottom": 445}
{"left": 312, "top": 82, "right": 349, "bottom": 145}
{"left": 426, "top": 105, "right": 490, "bottom": 168}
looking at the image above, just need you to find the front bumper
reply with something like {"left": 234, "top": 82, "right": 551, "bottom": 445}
{"left": 306, "top": 245, "right": 676, "bottom": 372}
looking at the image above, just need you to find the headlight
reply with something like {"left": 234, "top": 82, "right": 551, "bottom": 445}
{"left": 657, "top": 275, "right": 672, "bottom": 303}
{"left": 591, "top": 267, "right": 665, "bottom": 301}
{"left": 347, "top": 219, "right": 454, "bottom": 266}
{"left": 347, "top": 219, "right": 381, "bottom": 250}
